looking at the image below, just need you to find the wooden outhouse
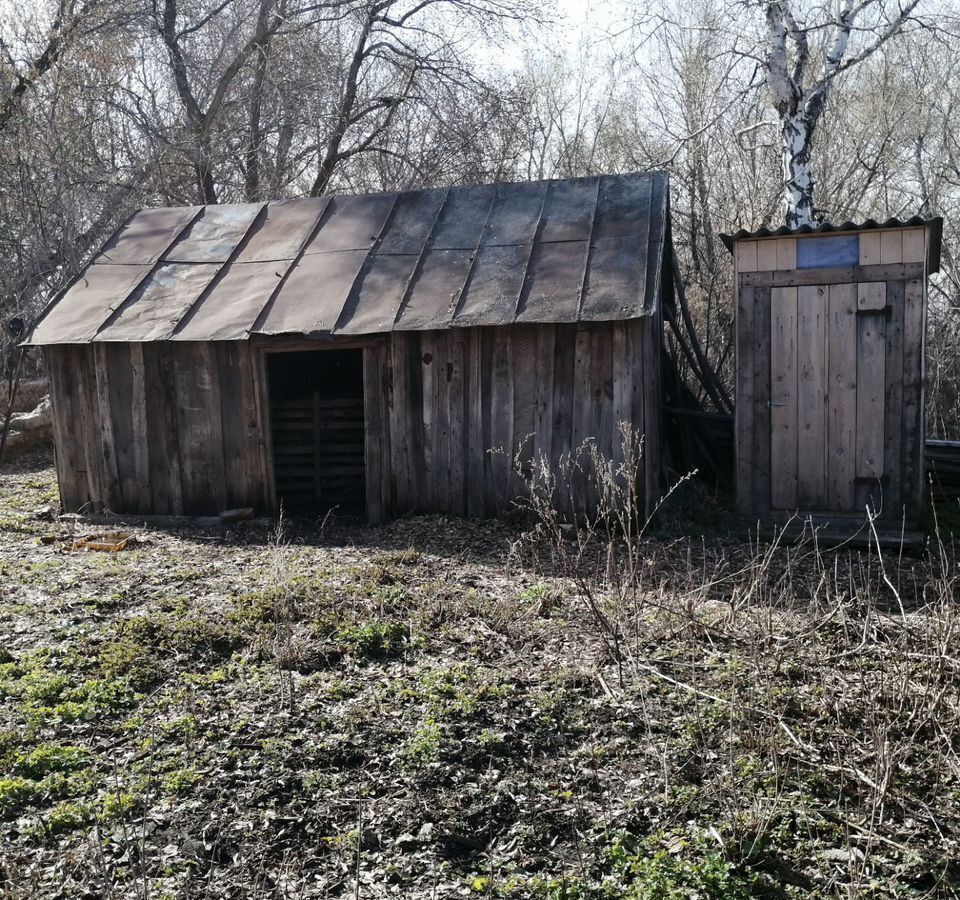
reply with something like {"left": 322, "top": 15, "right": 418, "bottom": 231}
{"left": 27, "top": 172, "right": 670, "bottom": 522}
{"left": 726, "top": 218, "right": 943, "bottom": 529}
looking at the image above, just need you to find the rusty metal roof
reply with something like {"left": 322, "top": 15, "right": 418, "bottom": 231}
{"left": 720, "top": 216, "right": 943, "bottom": 273}
{"left": 27, "top": 172, "right": 669, "bottom": 345}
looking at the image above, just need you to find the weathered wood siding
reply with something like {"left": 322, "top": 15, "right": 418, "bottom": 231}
{"left": 45, "top": 319, "right": 661, "bottom": 521}
{"left": 45, "top": 342, "right": 270, "bottom": 515}
{"left": 735, "top": 227, "right": 928, "bottom": 527}
{"left": 383, "top": 320, "right": 659, "bottom": 520}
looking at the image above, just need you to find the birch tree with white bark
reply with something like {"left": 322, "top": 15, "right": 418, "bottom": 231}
{"left": 761, "top": 0, "right": 922, "bottom": 227}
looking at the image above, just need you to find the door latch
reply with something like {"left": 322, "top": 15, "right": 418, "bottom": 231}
{"left": 855, "top": 305, "right": 893, "bottom": 320}
{"left": 767, "top": 400, "right": 786, "bottom": 408}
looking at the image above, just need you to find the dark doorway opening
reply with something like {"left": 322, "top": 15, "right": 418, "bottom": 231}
{"left": 267, "top": 349, "right": 366, "bottom": 517}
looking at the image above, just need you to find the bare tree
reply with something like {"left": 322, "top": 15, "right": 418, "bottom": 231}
{"left": 307, "top": 0, "right": 538, "bottom": 197}
{"left": 760, "top": 0, "right": 922, "bottom": 226}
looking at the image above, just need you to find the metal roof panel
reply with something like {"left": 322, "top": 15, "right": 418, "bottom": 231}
{"left": 515, "top": 240, "right": 586, "bottom": 323}
{"left": 235, "top": 197, "right": 327, "bottom": 262}
{"left": 28, "top": 172, "right": 669, "bottom": 343}
{"left": 376, "top": 188, "right": 447, "bottom": 254}
{"left": 451, "top": 244, "right": 531, "bottom": 327}
{"left": 173, "top": 261, "right": 287, "bottom": 340}
{"left": 593, "top": 173, "right": 653, "bottom": 240}
{"left": 29, "top": 264, "right": 155, "bottom": 344}
{"left": 394, "top": 248, "right": 473, "bottom": 330}
{"left": 581, "top": 236, "right": 645, "bottom": 320}
{"left": 304, "top": 193, "right": 396, "bottom": 254}
{"left": 164, "top": 203, "right": 263, "bottom": 263}
{"left": 258, "top": 250, "right": 369, "bottom": 335}
{"left": 428, "top": 183, "right": 497, "bottom": 249}
{"left": 97, "top": 207, "right": 201, "bottom": 264}
{"left": 95, "top": 262, "right": 222, "bottom": 342}
{"left": 483, "top": 181, "right": 547, "bottom": 246}
{"left": 334, "top": 253, "right": 419, "bottom": 335}
{"left": 538, "top": 177, "right": 598, "bottom": 243}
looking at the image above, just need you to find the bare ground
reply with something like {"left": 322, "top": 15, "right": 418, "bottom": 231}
{"left": 1, "top": 452, "right": 958, "bottom": 899}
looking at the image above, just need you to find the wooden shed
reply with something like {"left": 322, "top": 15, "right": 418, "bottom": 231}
{"left": 27, "top": 172, "right": 670, "bottom": 522}
{"left": 725, "top": 218, "right": 943, "bottom": 530}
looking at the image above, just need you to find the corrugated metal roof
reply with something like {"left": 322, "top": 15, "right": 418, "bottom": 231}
{"left": 720, "top": 216, "right": 943, "bottom": 273}
{"left": 28, "top": 172, "right": 669, "bottom": 345}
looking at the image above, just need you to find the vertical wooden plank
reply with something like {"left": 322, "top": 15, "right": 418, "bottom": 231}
{"left": 489, "top": 327, "right": 513, "bottom": 513}
{"left": 447, "top": 337, "right": 466, "bottom": 516}
{"left": 238, "top": 344, "right": 270, "bottom": 513}
{"left": 409, "top": 333, "right": 427, "bottom": 511}
{"left": 75, "top": 347, "right": 104, "bottom": 511}
{"left": 402, "top": 333, "right": 426, "bottom": 512}
{"left": 591, "top": 325, "right": 614, "bottom": 463}
{"left": 736, "top": 240, "right": 758, "bottom": 272}
{"left": 511, "top": 325, "right": 537, "bottom": 460}
{"left": 45, "top": 347, "right": 85, "bottom": 511}
{"left": 551, "top": 325, "right": 576, "bottom": 516}
{"left": 736, "top": 285, "right": 756, "bottom": 514}
{"left": 855, "top": 301, "right": 887, "bottom": 509}
{"left": 612, "top": 320, "right": 632, "bottom": 472}
{"left": 432, "top": 332, "right": 451, "bottom": 512}
{"left": 128, "top": 343, "right": 150, "bottom": 513}
{"left": 776, "top": 238, "right": 797, "bottom": 270}
{"left": 770, "top": 286, "right": 798, "bottom": 509}
{"left": 379, "top": 342, "right": 393, "bottom": 517}
{"left": 879, "top": 230, "right": 903, "bottom": 264}
{"left": 479, "top": 327, "right": 496, "bottom": 516}
{"left": 92, "top": 343, "right": 121, "bottom": 511}
{"left": 752, "top": 286, "right": 772, "bottom": 514}
{"left": 104, "top": 343, "right": 139, "bottom": 512}
{"left": 174, "top": 342, "right": 227, "bottom": 514}
{"left": 827, "top": 283, "right": 858, "bottom": 512}
{"left": 757, "top": 240, "right": 778, "bottom": 272}
{"left": 570, "top": 326, "right": 593, "bottom": 515}
{"left": 247, "top": 347, "right": 274, "bottom": 515}
{"left": 216, "top": 342, "right": 259, "bottom": 511}
{"left": 883, "top": 281, "right": 905, "bottom": 518}
{"left": 388, "top": 333, "right": 410, "bottom": 512}
{"left": 640, "top": 316, "right": 659, "bottom": 518}
{"left": 142, "top": 343, "right": 183, "bottom": 514}
{"left": 796, "top": 285, "right": 828, "bottom": 509}
{"left": 901, "top": 278, "right": 925, "bottom": 522}
{"left": 533, "top": 325, "right": 555, "bottom": 468}
{"left": 859, "top": 232, "right": 881, "bottom": 266}
{"left": 363, "top": 343, "right": 384, "bottom": 524}
{"left": 902, "top": 228, "right": 925, "bottom": 264}
{"left": 466, "top": 329, "right": 485, "bottom": 517}
{"left": 420, "top": 332, "right": 436, "bottom": 510}
{"left": 571, "top": 327, "right": 592, "bottom": 452}
{"left": 510, "top": 325, "right": 537, "bottom": 503}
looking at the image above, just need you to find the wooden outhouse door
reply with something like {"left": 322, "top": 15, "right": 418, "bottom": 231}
{"left": 735, "top": 225, "right": 933, "bottom": 527}
{"left": 767, "top": 278, "right": 918, "bottom": 514}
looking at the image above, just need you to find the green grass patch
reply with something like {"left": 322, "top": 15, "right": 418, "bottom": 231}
{"left": 334, "top": 621, "right": 409, "bottom": 657}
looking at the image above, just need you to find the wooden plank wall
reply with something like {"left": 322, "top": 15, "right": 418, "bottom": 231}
{"left": 46, "top": 341, "right": 269, "bottom": 515}
{"left": 736, "top": 226, "right": 929, "bottom": 526}
{"left": 386, "top": 321, "right": 659, "bottom": 519}
{"left": 46, "top": 319, "right": 660, "bottom": 521}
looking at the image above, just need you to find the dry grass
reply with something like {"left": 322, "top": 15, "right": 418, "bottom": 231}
{"left": 0, "top": 449, "right": 958, "bottom": 899}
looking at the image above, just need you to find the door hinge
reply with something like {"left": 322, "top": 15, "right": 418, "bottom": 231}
{"left": 767, "top": 400, "right": 786, "bottom": 408}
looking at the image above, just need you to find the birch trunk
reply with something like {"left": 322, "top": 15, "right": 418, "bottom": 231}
{"left": 782, "top": 113, "right": 816, "bottom": 228}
